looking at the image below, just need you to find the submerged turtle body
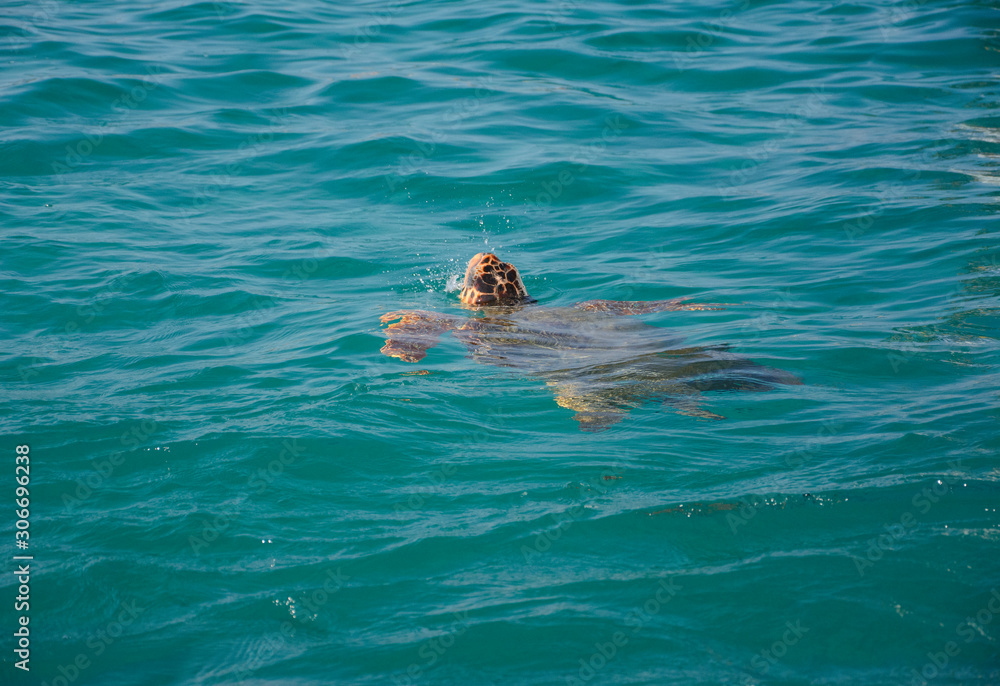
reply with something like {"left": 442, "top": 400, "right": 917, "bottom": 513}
{"left": 380, "top": 253, "right": 800, "bottom": 431}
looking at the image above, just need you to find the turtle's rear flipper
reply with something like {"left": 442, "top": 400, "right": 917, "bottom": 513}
{"left": 662, "top": 387, "right": 726, "bottom": 421}
{"left": 546, "top": 381, "right": 630, "bottom": 432}
{"left": 666, "top": 400, "right": 725, "bottom": 420}
{"left": 574, "top": 298, "right": 729, "bottom": 315}
{"left": 572, "top": 409, "right": 628, "bottom": 432}
{"left": 379, "top": 310, "right": 459, "bottom": 363}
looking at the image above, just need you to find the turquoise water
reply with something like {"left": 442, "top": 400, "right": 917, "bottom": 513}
{"left": 2, "top": 0, "right": 1000, "bottom": 683}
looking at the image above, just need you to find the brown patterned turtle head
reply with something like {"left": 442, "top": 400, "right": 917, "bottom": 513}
{"left": 459, "top": 252, "right": 531, "bottom": 306}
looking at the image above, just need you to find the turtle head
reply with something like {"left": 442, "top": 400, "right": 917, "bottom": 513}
{"left": 459, "top": 252, "right": 531, "bottom": 306}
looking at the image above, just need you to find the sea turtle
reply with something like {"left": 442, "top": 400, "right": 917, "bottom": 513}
{"left": 380, "top": 252, "right": 800, "bottom": 431}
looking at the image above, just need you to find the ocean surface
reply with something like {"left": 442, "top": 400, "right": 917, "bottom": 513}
{"left": 2, "top": 1, "right": 1000, "bottom": 684}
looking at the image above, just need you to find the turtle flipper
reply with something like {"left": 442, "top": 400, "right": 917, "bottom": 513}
{"left": 545, "top": 381, "right": 629, "bottom": 432}
{"left": 663, "top": 394, "right": 725, "bottom": 420}
{"left": 574, "top": 299, "right": 729, "bottom": 315}
{"left": 572, "top": 410, "right": 628, "bottom": 432}
{"left": 546, "top": 378, "right": 722, "bottom": 429}
{"left": 379, "top": 310, "right": 459, "bottom": 363}
{"left": 657, "top": 380, "right": 726, "bottom": 420}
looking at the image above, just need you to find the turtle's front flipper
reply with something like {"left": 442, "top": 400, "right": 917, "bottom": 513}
{"left": 573, "top": 298, "right": 729, "bottom": 315}
{"left": 379, "top": 310, "right": 459, "bottom": 363}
